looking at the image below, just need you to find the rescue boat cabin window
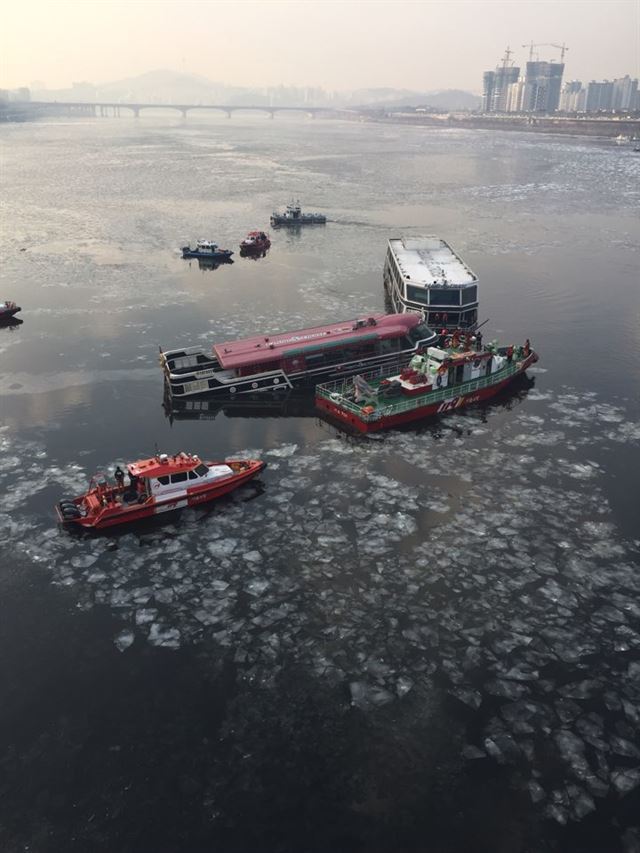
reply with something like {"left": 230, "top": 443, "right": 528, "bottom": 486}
{"left": 170, "top": 472, "right": 188, "bottom": 484}
{"left": 188, "top": 470, "right": 198, "bottom": 480}
{"left": 194, "top": 463, "right": 209, "bottom": 476}
{"left": 157, "top": 476, "right": 170, "bottom": 485}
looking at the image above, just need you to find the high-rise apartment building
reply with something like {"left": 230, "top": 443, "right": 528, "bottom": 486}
{"left": 522, "top": 61, "right": 565, "bottom": 112}
{"left": 482, "top": 65, "right": 520, "bottom": 112}
{"left": 585, "top": 81, "right": 614, "bottom": 112}
{"left": 612, "top": 75, "right": 639, "bottom": 111}
{"left": 559, "top": 81, "right": 585, "bottom": 112}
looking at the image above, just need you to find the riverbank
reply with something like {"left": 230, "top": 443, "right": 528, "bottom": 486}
{"left": 359, "top": 111, "right": 640, "bottom": 139}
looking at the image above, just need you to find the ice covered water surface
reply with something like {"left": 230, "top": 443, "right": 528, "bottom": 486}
{"left": 1, "top": 386, "right": 639, "bottom": 823}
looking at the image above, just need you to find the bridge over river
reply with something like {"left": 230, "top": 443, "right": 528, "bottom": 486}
{"left": 20, "top": 101, "right": 353, "bottom": 119}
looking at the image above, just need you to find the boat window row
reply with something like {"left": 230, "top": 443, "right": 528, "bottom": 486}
{"left": 157, "top": 463, "right": 209, "bottom": 485}
{"left": 407, "top": 284, "right": 478, "bottom": 307}
{"left": 384, "top": 252, "right": 403, "bottom": 292}
{"left": 303, "top": 336, "right": 425, "bottom": 368}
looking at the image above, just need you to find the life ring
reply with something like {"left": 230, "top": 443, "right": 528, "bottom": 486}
{"left": 436, "top": 374, "right": 442, "bottom": 388}
{"left": 437, "top": 365, "right": 447, "bottom": 376}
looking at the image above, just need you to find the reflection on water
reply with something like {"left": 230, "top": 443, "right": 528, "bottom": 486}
{"left": 239, "top": 248, "right": 269, "bottom": 260}
{"left": 1, "top": 116, "right": 639, "bottom": 852}
{"left": 163, "top": 386, "right": 319, "bottom": 424}
{"left": 0, "top": 317, "right": 23, "bottom": 330}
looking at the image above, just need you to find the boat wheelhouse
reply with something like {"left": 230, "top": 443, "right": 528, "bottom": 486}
{"left": 182, "top": 240, "right": 234, "bottom": 261}
{"left": 56, "top": 451, "right": 266, "bottom": 529}
{"left": 316, "top": 336, "right": 538, "bottom": 433}
{"left": 383, "top": 236, "right": 478, "bottom": 329}
{"left": 160, "top": 313, "right": 437, "bottom": 399}
{"left": 270, "top": 200, "right": 326, "bottom": 226}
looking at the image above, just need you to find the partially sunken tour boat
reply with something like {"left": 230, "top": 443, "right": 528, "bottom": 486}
{"left": 316, "top": 333, "right": 538, "bottom": 432}
{"left": 181, "top": 240, "right": 234, "bottom": 261}
{"left": 270, "top": 200, "right": 326, "bottom": 226}
{"left": 160, "top": 313, "right": 437, "bottom": 399}
{"left": 56, "top": 451, "right": 266, "bottom": 529}
{"left": 384, "top": 236, "right": 478, "bottom": 328}
{"left": 0, "top": 300, "right": 21, "bottom": 323}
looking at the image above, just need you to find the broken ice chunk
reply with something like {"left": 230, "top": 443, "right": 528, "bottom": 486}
{"left": 114, "top": 630, "right": 134, "bottom": 652}
{"left": 611, "top": 767, "right": 640, "bottom": 796}
{"left": 148, "top": 623, "right": 181, "bottom": 649}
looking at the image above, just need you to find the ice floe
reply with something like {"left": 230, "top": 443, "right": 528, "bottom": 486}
{"left": 0, "top": 385, "right": 639, "bottom": 826}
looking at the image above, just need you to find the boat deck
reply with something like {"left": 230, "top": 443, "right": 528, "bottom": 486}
{"left": 389, "top": 236, "right": 477, "bottom": 288}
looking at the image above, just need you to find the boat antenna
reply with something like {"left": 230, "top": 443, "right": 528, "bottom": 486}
{"left": 471, "top": 317, "right": 490, "bottom": 332}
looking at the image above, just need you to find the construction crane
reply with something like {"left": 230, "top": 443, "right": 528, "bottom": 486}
{"left": 522, "top": 42, "right": 569, "bottom": 63}
{"left": 501, "top": 45, "right": 515, "bottom": 69}
{"left": 551, "top": 42, "right": 569, "bottom": 62}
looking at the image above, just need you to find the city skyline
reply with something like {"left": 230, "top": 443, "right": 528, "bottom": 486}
{"left": 1, "top": 0, "right": 638, "bottom": 95}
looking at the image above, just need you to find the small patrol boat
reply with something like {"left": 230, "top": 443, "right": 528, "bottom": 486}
{"left": 181, "top": 240, "right": 234, "bottom": 261}
{"left": 239, "top": 230, "right": 271, "bottom": 254}
{"left": 0, "top": 300, "right": 21, "bottom": 323}
{"left": 270, "top": 200, "right": 326, "bottom": 226}
{"left": 316, "top": 332, "right": 538, "bottom": 432}
{"left": 56, "top": 451, "right": 266, "bottom": 529}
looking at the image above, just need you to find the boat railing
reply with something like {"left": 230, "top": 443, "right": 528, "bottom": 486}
{"left": 316, "top": 361, "right": 524, "bottom": 420}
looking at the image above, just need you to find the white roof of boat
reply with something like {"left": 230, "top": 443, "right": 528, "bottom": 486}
{"left": 388, "top": 236, "right": 477, "bottom": 288}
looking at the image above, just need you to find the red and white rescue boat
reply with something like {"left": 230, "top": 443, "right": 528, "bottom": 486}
{"left": 240, "top": 230, "right": 271, "bottom": 254}
{"left": 56, "top": 451, "right": 266, "bottom": 529}
{"left": 316, "top": 334, "right": 539, "bottom": 433}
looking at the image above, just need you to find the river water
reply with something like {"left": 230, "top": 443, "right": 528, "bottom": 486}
{"left": 1, "top": 115, "right": 639, "bottom": 853}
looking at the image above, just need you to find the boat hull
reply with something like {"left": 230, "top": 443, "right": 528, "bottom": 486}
{"left": 240, "top": 241, "right": 270, "bottom": 252}
{"left": 270, "top": 216, "right": 326, "bottom": 226}
{"left": 182, "top": 250, "right": 234, "bottom": 260}
{"left": 57, "top": 460, "right": 265, "bottom": 529}
{"left": 316, "top": 353, "right": 538, "bottom": 433}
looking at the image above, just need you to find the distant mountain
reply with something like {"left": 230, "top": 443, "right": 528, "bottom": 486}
{"left": 31, "top": 70, "right": 480, "bottom": 111}
{"left": 98, "top": 69, "right": 228, "bottom": 103}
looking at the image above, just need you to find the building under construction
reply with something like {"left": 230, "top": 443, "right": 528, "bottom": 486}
{"left": 482, "top": 48, "right": 520, "bottom": 112}
{"left": 482, "top": 44, "right": 567, "bottom": 114}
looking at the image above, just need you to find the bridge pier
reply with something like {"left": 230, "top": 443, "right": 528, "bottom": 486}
{"left": 180, "top": 108, "right": 188, "bottom": 118}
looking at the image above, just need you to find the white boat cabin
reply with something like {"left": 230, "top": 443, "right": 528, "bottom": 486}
{"left": 127, "top": 453, "right": 234, "bottom": 499}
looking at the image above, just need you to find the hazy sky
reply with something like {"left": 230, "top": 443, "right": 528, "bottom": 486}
{"left": 2, "top": 0, "right": 638, "bottom": 93}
